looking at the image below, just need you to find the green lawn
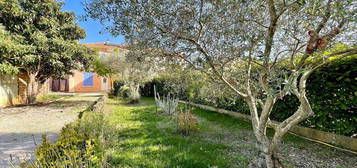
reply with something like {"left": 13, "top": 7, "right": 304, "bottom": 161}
{"left": 103, "top": 97, "right": 356, "bottom": 168}
{"left": 106, "top": 97, "right": 249, "bottom": 167}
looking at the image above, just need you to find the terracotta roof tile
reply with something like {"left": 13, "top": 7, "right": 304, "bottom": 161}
{"left": 82, "top": 42, "right": 128, "bottom": 53}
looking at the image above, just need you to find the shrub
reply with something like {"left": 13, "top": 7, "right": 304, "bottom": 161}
{"left": 118, "top": 85, "right": 130, "bottom": 98}
{"left": 177, "top": 108, "right": 198, "bottom": 136}
{"left": 111, "top": 80, "right": 124, "bottom": 96}
{"left": 271, "top": 57, "right": 357, "bottom": 136}
{"left": 19, "top": 113, "right": 116, "bottom": 168}
{"left": 154, "top": 86, "right": 179, "bottom": 115}
{"left": 31, "top": 125, "right": 100, "bottom": 168}
{"left": 127, "top": 86, "right": 141, "bottom": 104}
{"left": 142, "top": 78, "right": 170, "bottom": 97}
{"left": 117, "top": 84, "right": 141, "bottom": 103}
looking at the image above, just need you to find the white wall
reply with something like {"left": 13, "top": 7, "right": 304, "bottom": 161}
{"left": 0, "top": 74, "right": 18, "bottom": 107}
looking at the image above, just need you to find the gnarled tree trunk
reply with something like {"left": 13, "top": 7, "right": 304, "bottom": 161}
{"left": 247, "top": 83, "right": 313, "bottom": 168}
{"left": 26, "top": 73, "right": 39, "bottom": 104}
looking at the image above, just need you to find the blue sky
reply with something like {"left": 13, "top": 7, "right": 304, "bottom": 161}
{"left": 62, "top": 0, "right": 125, "bottom": 44}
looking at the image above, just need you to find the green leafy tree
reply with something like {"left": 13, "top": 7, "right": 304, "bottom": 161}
{"left": 94, "top": 47, "right": 158, "bottom": 103}
{"left": 92, "top": 49, "right": 127, "bottom": 78}
{"left": 84, "top": 0, "right": 356, "bottom": 167}
{"left": 0, "top": 0, "right": 94, "bottom": 103}
{"left": 0, "top": 25, "right": 28, "bottom": 74}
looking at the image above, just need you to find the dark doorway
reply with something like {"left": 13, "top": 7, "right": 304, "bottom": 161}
{"left": 51, "top": 79, "right": 69, "bottom": 92}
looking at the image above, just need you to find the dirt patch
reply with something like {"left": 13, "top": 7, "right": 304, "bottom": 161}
{"left": 0, "top": 93, "right": 100, "bottom": 167}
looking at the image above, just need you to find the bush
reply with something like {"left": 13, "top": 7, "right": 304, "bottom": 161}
{"left": 116, "top": 84, "right": 141, "bottom": 103}
{"left": 271, "top": 57, "right": 357, "bottom": 136}
{"left": 20, "top": 113, "right": 117, "bottom": 168}
{"left": 154, "top": 86, "right": 179, "bottom": 115}
{"left": 127, "top": 86, "right": 141, "bottom": 104}
{"left": 118, "top": 85, "right": 131, "bottom": 98}
{"left": 111, "top": 80, "right": 124, "bottom": 96}
{"left": 31, "top": 124, "right": 100, "bottom": 167}
{"left": 177, "top": 107, "right": 198, "bottom": 136}
{"left": 142, "top": 78, "right": 168, "bottom": 97}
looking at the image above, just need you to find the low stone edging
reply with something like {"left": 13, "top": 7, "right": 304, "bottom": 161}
{"left": 92, "top": 95, "right": 106, "bottom": 113}
{"left": 179, "top": 101, "right": 357, "bottom": 153}
{"left": 78, "top": 95, "right": 106, "bottom": 119}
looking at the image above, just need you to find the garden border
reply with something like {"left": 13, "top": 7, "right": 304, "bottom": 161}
{"left": 180, "top": 101, "right": 357, "bottom": 153}
{"left": 78, "top": 95, "right": 106, "bottom": 119}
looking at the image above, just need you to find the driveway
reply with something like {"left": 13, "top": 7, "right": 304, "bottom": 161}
{"left": 0, "top": 93, "right": 102, "bottom": 167}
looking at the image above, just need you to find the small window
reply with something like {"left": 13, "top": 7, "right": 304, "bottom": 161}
{"left": 83, "top": 72, "right": 93, "bottom": 86}
{"left": 103, "top": 78, "right": 107, "bottom": 83}
{"left": 99, "top": 52, "right": 107, "bottom": 57}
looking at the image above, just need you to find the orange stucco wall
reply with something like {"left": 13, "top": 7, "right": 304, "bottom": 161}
{"left": 69, "top": 71, "right": 111, "bottom": 92}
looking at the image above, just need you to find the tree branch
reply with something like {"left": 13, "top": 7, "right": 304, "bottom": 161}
{"left": 297, "top": 17, "right": 347, "bottom": 69}
{"left": 176, "top": 34, "right": 248, "bottom": 98}
{"left": 258, "top": 96, "right": 276, "bottom": 135}
{"left": 316, "top": 0, "right": 332, "bottom": 34}
{"left": 263, "top": 0, "right": 279, "bottom": 65}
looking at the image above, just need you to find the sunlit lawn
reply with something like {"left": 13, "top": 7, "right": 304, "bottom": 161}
{"left": 106, "top": 97, "right": 251, "bottom": 167}
{"left": 104, "top": 97, "right": 354, "bottom": 168}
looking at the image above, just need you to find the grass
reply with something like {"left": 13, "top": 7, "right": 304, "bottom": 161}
{"left": 37, "top": 94, "right": 62, "bottom": 102}
{"left": 106, "top": 97, "right": 246, "bottom": 167}
{"left": 26, "top": 96, "right": 356, "bottom": 168}
{"left": 100, "top": 97, "right": 356, "bottom": 168}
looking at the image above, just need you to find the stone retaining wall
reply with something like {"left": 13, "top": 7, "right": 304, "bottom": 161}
{"left": 78, "top": 95, "right": 106, "bottom": 119}
{"left": 92, "top": 95, "right": 106, "bottom": 113}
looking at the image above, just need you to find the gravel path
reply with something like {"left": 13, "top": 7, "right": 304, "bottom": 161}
{"left": 0, "top": 93, "right": 101, "bottom": 167}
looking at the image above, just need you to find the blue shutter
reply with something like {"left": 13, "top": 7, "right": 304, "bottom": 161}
{"left": 83, "top": 72, "right": 93, "bottom": 86}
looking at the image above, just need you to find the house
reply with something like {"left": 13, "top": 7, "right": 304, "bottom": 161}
{"left": 0, "top": 74, "right": 19, "bottom": 107}
{"left": 0, "top": 72, "right": 49, "bottom": 107}
{"left": 1, "top": 42, "right": 126, "bottom": 107}
{"left": 50, "top": 42, "right": 128, "bottom": 93}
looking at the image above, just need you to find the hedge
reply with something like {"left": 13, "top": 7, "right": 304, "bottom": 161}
{"left": 271, "top": 57, "right": 356, "bottom": 137}
{"left": 141, "top": 57, "right": 356, "bottom": 137}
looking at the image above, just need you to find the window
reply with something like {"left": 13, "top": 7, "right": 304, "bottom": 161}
{"left": 103, "top": 78, "right": 107, "bottom": 83}
{"left": 99, "top": 52, "right": 107, "bottom": 57}
{"left": 83, "top": 72, "right": 93, "bottom": 86}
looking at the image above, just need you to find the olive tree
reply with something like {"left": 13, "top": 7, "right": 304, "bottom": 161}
{"left": 84, "top": 0, "right": 356, "bottom": 167}
{"left": 95, "top": 47, "right": 158, "bottom": 102}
